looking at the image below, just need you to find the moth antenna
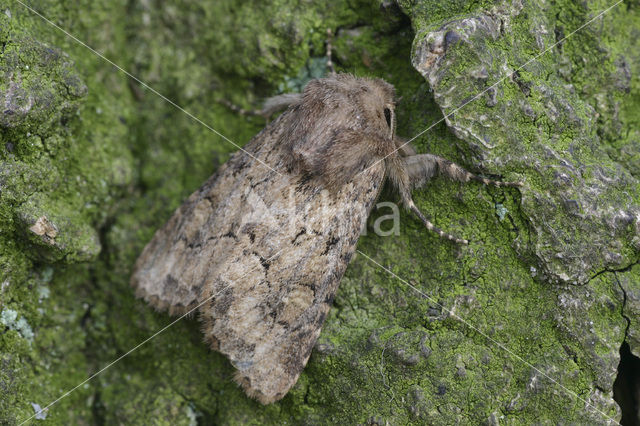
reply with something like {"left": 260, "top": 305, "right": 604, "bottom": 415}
{"left": 217, "top": 98, "right": 264, "bottom": 118}
{"left": 261, "top": 93, "right": 302, "bottom": 117}
{"left": 326, "top": 28, "right": 336, "bottom": 75}
{"left": 218, "top": 93, "right": 301, "bottom": 120}
{"left": 408, "top": 201, "right": 469, "bottom": 245}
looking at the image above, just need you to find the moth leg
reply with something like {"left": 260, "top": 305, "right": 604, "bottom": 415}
{"left": 218, "top": 93, "right": 302, "bottom": 119}
{"left": 404, "top": 154, "right": 522, "bottom": 190}
{"left": 408, "top": 200, "right": 469, "bottom": 245}
{"left": 394, "top": 137, "right": 417, "bottom": 157}
{"left": 386, "top": 155, "right": 469, "bottom": 244}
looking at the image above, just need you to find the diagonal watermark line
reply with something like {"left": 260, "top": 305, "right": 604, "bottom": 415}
{"left": 356, "top": 249, "right": 620, "bottom": 425}
{"left": 18, "top": 250, "right": 284, "bottom": 425}
{"left": 13, "top": 0, "right": 281, "bottom": 176}
{"left": 362, "top": 0, "right": 624, "bottom": 174}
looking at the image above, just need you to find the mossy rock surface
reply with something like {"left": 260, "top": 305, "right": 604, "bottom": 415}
{"left": 1, "top": 0, "right": 639, "bottom": 424}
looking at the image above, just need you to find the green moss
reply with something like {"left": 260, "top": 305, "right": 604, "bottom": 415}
{"left": 0, "top": 0, "right": 133, "bottom": 423}
{"left": 1, "top": 0, "right": 639, "bottom": 424}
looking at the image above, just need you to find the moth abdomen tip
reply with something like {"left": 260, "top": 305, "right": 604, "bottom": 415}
{"left": 233, "top": 370, "right": 284, "bottom": 405}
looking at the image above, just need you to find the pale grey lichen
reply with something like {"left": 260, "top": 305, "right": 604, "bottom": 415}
{"left": 37, "top": 286, "right": 50, "bottom": 302}
{"left": 0, "top": 308, "right": 18, "bottom": 326}
{"left": 279, "top": 57, "right": 330, "bottom": 93}
{"left": 30, "top": 403, "right": 47, "bottom": 420}
{"left": 15, "top": 317, "right": 34, "bottom": 341}
{"left": 1, "top": 308, "right": 34, "bottom": 342}
{"left": 185, "top": 403, "right": 200, "bottom": 426}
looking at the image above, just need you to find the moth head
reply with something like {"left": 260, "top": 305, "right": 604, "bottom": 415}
{"left": 284, "top": 74, "right": 399, "bottom": 189}
{"left": 354, "top": 78, "right": 397, "bottom": 142}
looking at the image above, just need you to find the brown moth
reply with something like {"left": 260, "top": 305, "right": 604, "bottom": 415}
{"left": 131, "top": 73, "right": 519, "bottom": 404}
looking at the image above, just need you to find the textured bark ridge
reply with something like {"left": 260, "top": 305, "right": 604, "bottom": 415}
{"left": 1, "top": 0, "right": 639, "bottom": 424}
{"left": 408, "top": 0, "right": 639, "bottom": 285}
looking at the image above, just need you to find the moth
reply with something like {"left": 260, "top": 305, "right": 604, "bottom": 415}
{"left": 131, "top": 73, "right": 519, "bottom": 404}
